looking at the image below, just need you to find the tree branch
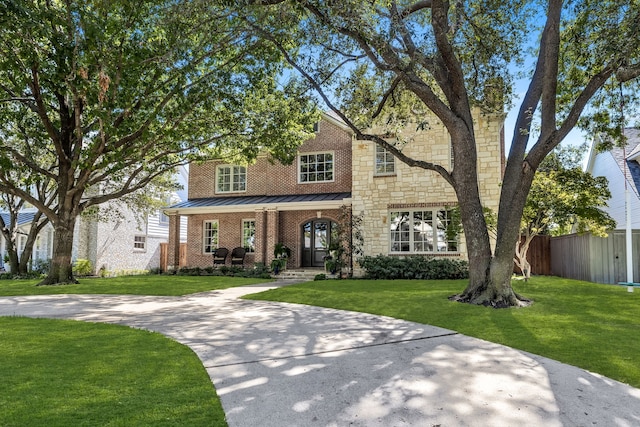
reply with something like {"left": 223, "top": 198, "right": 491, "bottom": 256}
{"left": 400, "top": 0, "right": 433, "bottom": 18}
{"left": 616, "top": 63, "right": 640, "bottom": 82}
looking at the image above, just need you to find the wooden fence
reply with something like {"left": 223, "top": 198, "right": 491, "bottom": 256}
{"left": 550, "top": 230, "right": 640, "bottom": 284}
{"left": 159, "top": 243, "right": 187, "bottom": 272}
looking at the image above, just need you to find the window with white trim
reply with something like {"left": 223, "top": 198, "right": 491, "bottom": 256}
{"left": 389, "top": 208, "right": 459, "bottom": 253}
{"left": 203, "top": 220, "right": 219, "bottom": 254}
{"left": 242, "top": 220, "right": 256, "bottom": 253}
{"left": 375, "top": 145, "right": 395, "bottom": 175}
{"left": 134, "top": 235, "right": 146, "bottom": 251}
{"left": 216, "top": 165, "right": 246, "bottom": 193}
{"left": 299, "top": 152, "right": 333, "bottom": 183}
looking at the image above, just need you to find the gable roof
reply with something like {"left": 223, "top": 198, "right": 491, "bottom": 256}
{"left": 0, "top": 211, "right": 38, "bottom": 227}
{"left": 164, "top": 192, "right": 352, "bottom": 215}
{"left": 322, "top": 110, "right": 352, "bottom": 132}
{"left": 610, "top": 128, "right": 640, "bottom": 198}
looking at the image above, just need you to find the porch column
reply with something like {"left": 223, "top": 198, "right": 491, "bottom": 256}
{"left": 254, "top": 209, "right": 266, "bottom": 265}
{"left": 168, "top": 213, "right": 181, "bottom": 271}
{"left": 265, "top": 208, "right": 279, "bottom": 265}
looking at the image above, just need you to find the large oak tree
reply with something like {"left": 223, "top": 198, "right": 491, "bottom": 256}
{"left": 244, "top": 0, "right": 640, "bottom": 306}
{"left": 0, "top": 0, "right": 317, "bottom": 284}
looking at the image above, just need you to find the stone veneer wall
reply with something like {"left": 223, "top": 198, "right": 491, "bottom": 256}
{"left": 351, "top": 109, "right": 504, "bottom": 265}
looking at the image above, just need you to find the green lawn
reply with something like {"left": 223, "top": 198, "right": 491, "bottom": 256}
{"left": 2, "top": 273, "right": 638, "bottom": 426}
{"left": 0, "top": 274, "right": 271, "bottom": 296}
{"left": 244, "top": 276, "right": 640, "bottom": 388}
{"left": 0, "top": 274, "right": 272, "bottom": 426}
{"left": 0, "top": 317, "right": 226, "bottom": 427}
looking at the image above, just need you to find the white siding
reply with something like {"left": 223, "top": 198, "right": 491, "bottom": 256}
{"left": 591, "top": 152, "right": 640, "bottom": 229}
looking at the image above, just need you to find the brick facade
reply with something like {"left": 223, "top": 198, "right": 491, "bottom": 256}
{"left": 188, "top": 119, "right": 352, "bottom": 199}
{"left": 167, "top": 115, "right": 354, "bottom": 269}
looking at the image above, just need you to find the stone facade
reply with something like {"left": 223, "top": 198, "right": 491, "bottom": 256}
{"left": 351, "top": 109, "right": 504, "bottom": 267}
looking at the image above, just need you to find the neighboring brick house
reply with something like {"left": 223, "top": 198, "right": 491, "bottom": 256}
{"left": 74, "top": 166, "right": 189, "bottom": 274}
{"left": 165, "top": 109, "right": 505, "bottom": 272}
{"left": 164, "top": 114, "right": 353, "bottom": 270}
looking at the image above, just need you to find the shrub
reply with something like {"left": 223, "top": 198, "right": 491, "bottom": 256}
{"left": 359, "top": 255, "right": 469, "bottom": 280}
{"left": 314, "top": 273, "right": 327, "bottom": 281}
{"left": 177, "top": 266, "right": 201, "bottom": 276}
{"left": 31, "top": 258, "right": 50, "bottom": 275}
{"left": 72, "top": 259, "right": 94, "bottom": 276}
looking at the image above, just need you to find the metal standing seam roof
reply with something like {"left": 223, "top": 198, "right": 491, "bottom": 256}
{"left": 166, "top": 192, "right": 352, "bottom": 211}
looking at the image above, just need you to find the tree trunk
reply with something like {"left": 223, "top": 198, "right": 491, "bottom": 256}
{"left": 38, "top": 217, "right": 77, "bottom": 286}
{"left": 445, "top": 129, "right": 530, "bottom": 308}
{"left": 6, "top": 247, "right": 19, "bottom": 275}
{"left": 514, "top": 235, "right": 533, "bottom": 280}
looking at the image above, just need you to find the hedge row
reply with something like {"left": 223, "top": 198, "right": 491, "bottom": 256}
{"left": 359, "top": 255, "right": 469, "bottom": 280}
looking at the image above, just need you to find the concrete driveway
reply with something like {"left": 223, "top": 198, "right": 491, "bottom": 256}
{"left": 1, "top": 282, "right": 639, "bottom": 426}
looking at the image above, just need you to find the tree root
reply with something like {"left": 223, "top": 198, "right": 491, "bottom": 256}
{"left": 36, "top": 277, "right": 79, "bottom": 286}
{"left": 449, "top": 291, "right": 532, "bottom": 308}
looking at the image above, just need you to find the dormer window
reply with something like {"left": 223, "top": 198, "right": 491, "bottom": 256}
{"left": 216, "top": 165, "right": 246, "bottom": 193}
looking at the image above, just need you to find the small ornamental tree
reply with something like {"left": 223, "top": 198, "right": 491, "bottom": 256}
{"left": 516, "top": 146, "right": 616, "bottom": 279}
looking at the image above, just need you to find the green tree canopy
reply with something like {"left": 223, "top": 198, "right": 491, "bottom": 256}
{"left": 0, "top": 0, "right": 318, "bottom": 284}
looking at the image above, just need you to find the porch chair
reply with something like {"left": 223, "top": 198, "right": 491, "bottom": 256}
{"left": 212, "top": 247, "right": 229, "bottom": 267}
{"left": 230, "top": 247, "right": 246, "bottom": 266}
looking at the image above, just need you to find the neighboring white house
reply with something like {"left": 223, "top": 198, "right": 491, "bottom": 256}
{"left": 1, "top": 166, "right": 188, "bottom": 275}
{"left": 586, "top": 128, "right": 640, "bottom": 229}
{"left": 0, "top": 211, "right": 55, "bottom": 272}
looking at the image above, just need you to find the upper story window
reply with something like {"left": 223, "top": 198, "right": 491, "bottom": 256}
{"left": 299, "top": 152, "right": 334, "bottom": 183}
{"left": 158, "top": 210, "right": 169, "bottom": 226}
{"left": 375, "top": 145, "right": 395, "bottom": 175}
{"left": 389, "top": 208, "right": 459, "bottom": 254}
{"left": 217, "top": 165, "right": 246, "bottom": 193}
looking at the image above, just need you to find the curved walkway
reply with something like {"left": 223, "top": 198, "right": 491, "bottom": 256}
{"left": 1, "top": 282, "right": 639, "bottom": 426}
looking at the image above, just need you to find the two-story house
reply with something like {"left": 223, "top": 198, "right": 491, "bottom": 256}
{"left": 586, "top": 128, "right": 640, "bottom": 229}
{"left": 164, "top": 110, "right": 504, "bottom": 273}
